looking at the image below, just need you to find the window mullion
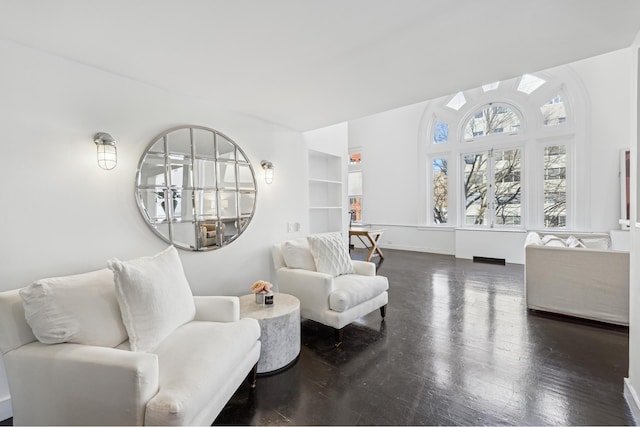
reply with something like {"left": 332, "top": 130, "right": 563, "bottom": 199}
{"left": 488, "top": 148, "right": 496, "bottom": 228}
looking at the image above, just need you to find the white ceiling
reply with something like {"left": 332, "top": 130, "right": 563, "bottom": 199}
{"left": 2, "top": 0, "right": 640, "bottom": 131}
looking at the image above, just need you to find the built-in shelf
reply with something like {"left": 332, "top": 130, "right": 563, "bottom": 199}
{"left": 308, "top": 150, "right": 344, "bottom": 234}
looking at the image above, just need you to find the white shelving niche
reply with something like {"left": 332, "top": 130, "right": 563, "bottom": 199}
{"left": 308, "top": 149, "right": 344, "bottom": 234}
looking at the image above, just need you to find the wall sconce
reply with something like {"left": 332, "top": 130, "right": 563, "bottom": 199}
{"left": 94, "top": 132, "right": 117, "bottom": 170}
{"left": 261, "top": 160, "right": 274, "bottom": 184}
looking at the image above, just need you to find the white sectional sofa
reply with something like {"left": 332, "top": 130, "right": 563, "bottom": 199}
{"left": 524, "top": 232, "right": 629, "bottom": 325}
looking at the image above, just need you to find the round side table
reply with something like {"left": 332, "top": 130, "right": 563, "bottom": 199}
{"left": 239, "top": 293, "right": 300, "bottom": 375}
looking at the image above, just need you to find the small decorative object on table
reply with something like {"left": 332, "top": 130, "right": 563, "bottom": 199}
{"left": 251, "top": 280, "right": 274, "bottom": 306}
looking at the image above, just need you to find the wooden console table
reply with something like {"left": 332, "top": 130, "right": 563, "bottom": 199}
{"left": 349, "top": 227, "right": 385, "bottom": 262}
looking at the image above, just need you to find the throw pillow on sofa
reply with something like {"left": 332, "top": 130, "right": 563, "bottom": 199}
{"left": 19, "top": 268, "right": 128, "bottom": 347}
{"left": 566, "top": 235, "right": 586, "bottom": 248}
{"left": 541, "top": 235, "right": 566, "bottom": 247}
{"left": 108, "top": 245, "right": 196, "bottom": 352}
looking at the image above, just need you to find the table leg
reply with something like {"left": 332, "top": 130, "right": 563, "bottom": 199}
{"left": 373, "top": 233, "right": 384, "bottom": 260}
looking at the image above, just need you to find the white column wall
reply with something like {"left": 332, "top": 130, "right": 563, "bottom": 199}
{"left": 570, "top": 50, "right": 633, "bottom": 231}
{"left": 0, "top": 40, "right": 308, "bottom": 420}
{"left": 0, "top": 355, "right": 8, "bottom": 421}
{"left": 626, "top": 32, "right": 640, "bottom": 422}
{"left": 347, "top": 102, "right": 458, "bottom": 255}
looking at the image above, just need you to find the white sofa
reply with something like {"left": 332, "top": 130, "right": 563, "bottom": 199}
{"left": 272, "top": 233, "right": 388, "bottom": 344}
{"left": 525, "top": 232, "right": 629, "bottom": 325}
{"left": 0, "top": 246, "right": 261, "bottom": 426}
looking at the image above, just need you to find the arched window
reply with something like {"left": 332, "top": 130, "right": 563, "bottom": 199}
{"left": 463, "top": 103, "right": 522, "bottom": 140}
{"left": 422, "top": 68, "right": 587, "bottom": 230}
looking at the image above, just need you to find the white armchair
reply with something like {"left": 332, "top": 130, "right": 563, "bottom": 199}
{"left": 272, "top": 234, "right": 389, "bottom": 345}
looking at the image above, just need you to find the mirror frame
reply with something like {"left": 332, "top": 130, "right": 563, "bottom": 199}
{"left": 135, "top": 125, "right": 257, "bottom": 251}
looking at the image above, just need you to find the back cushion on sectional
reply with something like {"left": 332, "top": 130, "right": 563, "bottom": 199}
{"left": 108, "top": 245, "right": 196, "bottom": 353}
{"left": 541, "top": 235, "right": 566, "bottom": 248}
{"left": 580, "top": 236, "right": 611, "bottom": 250}
{"left": 524, "top": 232, "right": 543, "bottom": 247}
{"left": 19, "top": 268, "right": 128, "bottom": 347}
{"left": 566, "top": 235, "right": 586, "bottom": 248}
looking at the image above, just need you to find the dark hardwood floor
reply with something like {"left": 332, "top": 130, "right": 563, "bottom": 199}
{"left": 1, "top": 249, "right": 632, "bottom": 426}
{"left": 215, "top": 249, "right": 633, "bottom": 426}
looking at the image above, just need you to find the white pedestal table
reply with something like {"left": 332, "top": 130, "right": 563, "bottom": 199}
{"left": 239, "top": 293, "right": 301, "bottom": 375}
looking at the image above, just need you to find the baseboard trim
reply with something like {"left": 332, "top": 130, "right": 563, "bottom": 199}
{"left": 624, "top": 378, "right": 640, "bottom": 423}
{"left": 378, "top": 243, "right": 454, "bottom": 255}
{"left": 0, "top": 395, "right": 12, "bottom": 422}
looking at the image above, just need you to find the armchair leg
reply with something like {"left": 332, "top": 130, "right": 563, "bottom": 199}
{"left": 380, "top": 304, "right": 387, "bottom": 318}
{"left": 247, "top": 363, "right": 258, "bottom": 389}
{"left": 334, "top": 328, "right": 344, "bottom": 347}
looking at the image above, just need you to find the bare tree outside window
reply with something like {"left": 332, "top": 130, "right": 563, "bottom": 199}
{"left": 463, "top": 150, "right": 522, "bottom": 226}
{"left": 544, "top": 145, "right": 567, "bottom": 227}
{"left": 464, "top": 104, "right": 520, "bottom": 140}
{"left": 428, "top": 74, "right": 574, "bottom": 229}
{"left": 434, "top": 121, "right": 449, "bottom": 144}
{"left": 459, "top": 103, "right": 524, "bottom": 226}
{"left": 464, "top": 153, "right": 488, "bottom": 224}
{"left": 494, "top": 149, "right": 522, "bottom": 225}
{"left": 540, "top": 95, "right": 567, "bottom": 126}
{"left": 432, "top": 158, "right": 448, "bottom": 223}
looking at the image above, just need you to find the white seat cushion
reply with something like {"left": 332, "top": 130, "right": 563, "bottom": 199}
{"left": 145, "top": 318, "right": 260, "bottom": 426}
{"left": 329, "top": 274, "right": 389, "bottom": 312}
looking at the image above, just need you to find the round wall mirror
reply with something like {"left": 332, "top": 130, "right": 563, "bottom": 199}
{"left": 135, "top": 125, "right": 257, "bottom": 251}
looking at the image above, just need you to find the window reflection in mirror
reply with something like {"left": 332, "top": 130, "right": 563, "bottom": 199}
{"left": 136, "top": 125, "right": 257, "bottom": 251}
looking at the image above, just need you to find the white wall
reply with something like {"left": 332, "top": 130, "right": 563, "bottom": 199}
{"left": 305, "top": 122, "right": 349, "bottom": 158}
{"left": 348, "top": 49, "right": 633, "bottom": 263}
{"left": 348, "top": 102, "right": 426, "bottom": 227}
{"left": 0, "top": 40, "right": 308, "bottom": 419}
{"left": 626, "top": 32, "right": 640, "bottom": 422}
{"left": 570, "top": 50, "right": 633, "bottom": 231}
{"left": 0, "top": 355, "right": 8, "bottom": 421}
{"left": 347, "top": 102, "right": 460, "bottom": 254}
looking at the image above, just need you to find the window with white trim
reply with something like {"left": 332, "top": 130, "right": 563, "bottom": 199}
{"left": 432, "top": 157, "right": 449, "bottom": 224}
{"left": 424, "top": 71, "right": 581, "bottom": 230}
{"left": 463, "top": 147, "right": 523, "bottom": 227}
{"left": 348, "top": 149, "right": 363, "bottom": 224}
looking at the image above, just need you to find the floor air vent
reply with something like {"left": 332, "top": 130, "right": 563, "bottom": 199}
{"left": 473, "top": 256, "right": 506, "bottom": 265}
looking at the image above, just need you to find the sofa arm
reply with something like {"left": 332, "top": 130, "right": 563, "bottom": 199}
{"left": 193, "top": 296, "right": 240, "bottom": 322}
{"left": 5, "top": 342, "right": 159, "bottom": 426}
{"left": 352, "top": 260, "right": 376, "bottom": 276}
{"left": 276, "top": 268, "right": 333, "bottom": 310}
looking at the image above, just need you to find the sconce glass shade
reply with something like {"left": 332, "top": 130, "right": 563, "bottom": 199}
{"left": 261, "top": 160, "right": 274, "bottom": 184}
{"left": 94, "top": 132, "right": 117, "bottom": 170}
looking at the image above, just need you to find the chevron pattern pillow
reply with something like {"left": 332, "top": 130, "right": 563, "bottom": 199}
{"left": 307, "top": 232, "right": 354, "bottom": 277}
